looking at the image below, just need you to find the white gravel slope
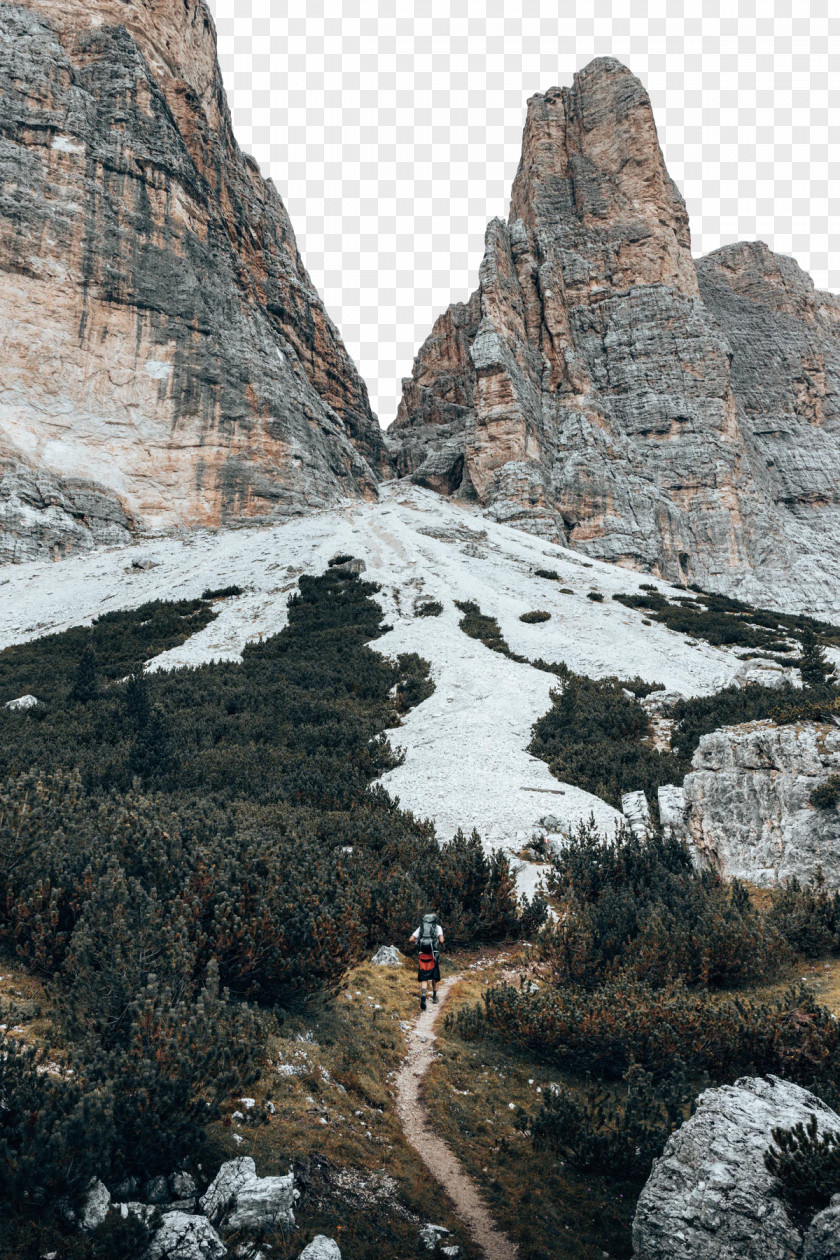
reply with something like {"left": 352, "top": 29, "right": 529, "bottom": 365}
{"left": 0, "top": 483, "right": 747, "bottom": 883}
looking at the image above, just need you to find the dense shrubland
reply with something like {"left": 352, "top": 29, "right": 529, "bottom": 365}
{"left": 448, "top": 823, "right": 840, "bottom": 1187}
{"left": 0, "top": 567, "right": 536, "bottom": 1239}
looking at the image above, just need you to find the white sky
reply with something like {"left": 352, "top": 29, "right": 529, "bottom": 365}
{"left": 207, "top": 0, "right": 840, "bottom": 427}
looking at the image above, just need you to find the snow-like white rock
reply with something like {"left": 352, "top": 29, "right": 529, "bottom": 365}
{"left": 0, "top": 485, "right": 751, "bottom": 882}
{"left": 79, "top": 1179, "right": 110, "bottom": 1230}
{"left": 4, "top": 693, "right": 39, "bottom": 710}
{"left": 298, "top": 1238, "right": 342, "bottom": 1260}
{"left": 147, "top": 1212, "right": 226, "bottom": 1260}
{"left": 371, "top": 946, "right": 403, "bottom": 966}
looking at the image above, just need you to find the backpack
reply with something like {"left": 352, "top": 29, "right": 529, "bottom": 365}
{"left": 418, "top": 913, "right": 439, "bottom": 958}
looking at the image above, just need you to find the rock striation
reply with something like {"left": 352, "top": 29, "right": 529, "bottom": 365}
{"left": 632, "top": 1075, "right": 840, "bottom": 1260}
{"left": 0, "top": 0, "right": 389, "bottom": 563}
{"left": 682, "top": 719, "right": 840, "bottom": 888}
{"left": 388, "top": 57, "right": 840, "bottom": 615}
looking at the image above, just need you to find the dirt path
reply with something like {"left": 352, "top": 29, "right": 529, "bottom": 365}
{"left": 395, "top": 976, "right": 519, "bottom": 1260}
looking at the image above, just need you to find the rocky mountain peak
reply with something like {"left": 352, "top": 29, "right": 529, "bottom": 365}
{"left": 388, "top": 58, "right": 840, "bottom": 616}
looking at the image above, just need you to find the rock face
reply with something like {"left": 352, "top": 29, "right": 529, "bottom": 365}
{"left": 388, "top": 57, "right": 840, "bottom": 615}
{"left": 683, "top": 720, "right": 840, "bottom": 887}
{"left": 0, "top": 0, "right": 388, "bottom": 563}
{"left": 632, "top": 1075, "right": 840, "bottom": 1260}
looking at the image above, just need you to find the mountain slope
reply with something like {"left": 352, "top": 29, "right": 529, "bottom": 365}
{"left": 0, "top": 0, "right": 389, "bottom": 563}
{"left": 387, "top": 57, "right": 840, "bottom": 616}
{"left": 0, "top": 484, "right": 759, "bottom": 892}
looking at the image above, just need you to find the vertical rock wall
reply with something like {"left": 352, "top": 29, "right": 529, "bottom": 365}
{"left": 0, "top": 0, "right": 389, "bottom": 562}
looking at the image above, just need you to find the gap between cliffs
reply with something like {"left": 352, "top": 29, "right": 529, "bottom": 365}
{"left": 395, "top": 974, "right": 520, "bottom": 1260}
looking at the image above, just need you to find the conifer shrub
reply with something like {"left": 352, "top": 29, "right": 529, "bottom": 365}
{"left": 767, "top": 873, "right": 840, "bottom": 956}
{"left": 811, "top": 776, "right": 840, "bottom": 809}
{"left": 541, "top": 821, "right": 783, "bottom": 989}
{"left": 529, "top": 676, "right": 689, "bottom": 808}
{"left": 586, "top": 592, "right": 604, "bottom": 602}
{"left": 454, "top": 600, "right": 526, "bottom": 661}
{"left": 328, "top": 553, "right": 354, "bottom": 566}
{"left": 765, "top": 1113, "right": 840, "bottom": 1223}
{"left": 520, "top": 610, "right": 551, "bottom": 624}
{"left": 201, "top": 584, "right": 243, "bottom": 599}
{"left": 519, "top": 1060, "right": 700, "bottom": 1182}
{"left": 415, "top": 598, "right": 443, "bottom": 617}
{"left": 534, "top": 569, "right": 559, "bottom": 580}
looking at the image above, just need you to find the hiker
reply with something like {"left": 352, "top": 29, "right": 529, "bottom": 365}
{"left": 409, "top": 913, "right": 444, "bottom": 1010}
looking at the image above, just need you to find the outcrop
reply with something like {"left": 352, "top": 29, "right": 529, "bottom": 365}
{"left": 632, "top": 1075, "right": 840, "bottom": 1260}
{"left": 388, "top": 57, "right": 840, "bottom": 615}
{"left": 682, "top": 719, "right": 840, "bottom": 887}
{"left": 0, "top": 0, "right": 389, "bottom": 563}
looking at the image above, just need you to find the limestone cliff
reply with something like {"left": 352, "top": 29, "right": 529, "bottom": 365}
{"left": 681, "top": 720, "right": 840, "bottom": 888}
{"left": 0, "top": 0, "right": 388, "bottom": 562}
{"left": 388, "top": 58, "right": 840, "bottom": 615}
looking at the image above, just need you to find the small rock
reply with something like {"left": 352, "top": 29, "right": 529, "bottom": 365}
{"left": 621, "top": 790, "right": 653, "bottom": 839}
{"left": 113, "top": 1176, "right": 140, "bottom": 1200}
{"left": 145, "top": 1174, "right": 171, "bottom": 1204}
{"left": 147, "top": 1212, "right": 226, "bottom": 1260}
{"left": 298, "top": 1238, "right": 342, "bottom": 1260}
{"left": 803, "top": 1196, "right": 840, "bottom": 1259}
{"left": 419, "top": 1224, "right": 450, "bottom": 1250}
{"left": 170, "top": 1171, "right": 198, "bottom": 1200}
{"left": 371, "top": 945, "right": 403, "bottom": 966}
{"left": 80, "top": 1179, "right": 110, "bottom": 1230}
{"left": 4, "top": 694, "right": 39, "bottom": 711}
{"left": 240, "top": 1097, "right": 256, "bottom": 1109}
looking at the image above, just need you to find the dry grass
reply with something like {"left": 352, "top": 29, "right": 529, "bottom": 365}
{"left": 424, "top": 954, "right": 636, "bottom": 1260}
{"left": 203, "top": 951, "right": 480, "bottom": 1259}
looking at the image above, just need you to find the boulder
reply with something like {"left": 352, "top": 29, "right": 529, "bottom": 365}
{"left": 803, "top": 1196, "right": 840, "bottom": 1260}
{"left": 147, "top": 1212, "right": 226, "bottom": 1260}
{"left": 419, "top": 1224, "right": 451, "bottom": 1250}
{"left": 632, "top": 1075, "right": 840, "bottom": 1259}
{"left": 640, "top": 691, "right": 685, "bottom": 717}
{"left": 4, "top": 694, "right": 39, "bottom": 711}
{"left": 298, "top": 1237, "right": 342, "bottom": 1260}
{"left": 170, "top": 1171, "right": 198, "bottom": 1200}
{"left": 657, "top": 785, "right": 687, "bottom": 840}
{"left": 199, "top": 1157, "right": 294, "bottom": 1231}
{"left": 200, "top": 1158, "right": 258, "bottom": 1223}
{"left": 79, "top": 1179, "right": 111, "bottom": 1230}
{"left": 145, "top": 1174, "right": 172, "bottom": 1204}
{"left": 226, "top": 1173, "right": 295, "bottom": 1230}
{"left": 621, "top": 790, "right": 654, "bottom": 839}
{"left": 371, "top": 946, "right": 403, "bottom": 967}
{"left": 684, "top": 720, "right": 840, "bottom": 887}
{"left": 734, "top": 659, "right": 799, "bottom": 690}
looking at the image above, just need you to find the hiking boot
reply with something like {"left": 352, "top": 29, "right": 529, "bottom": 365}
{"left": 432, "top": 992, "right": 439, "bottom": 1004}
{"left": 420, "top": 995, "right": 427, "bottom": 1011}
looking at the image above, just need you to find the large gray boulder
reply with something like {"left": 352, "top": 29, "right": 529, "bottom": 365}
{"left": 632, "top": 1075, "right": 840, "bottom": 1259}
{"left": 146, "top": 1212, "right": 226, "bottom": 1260}
{"left": 371, "top": 945, "right": 403, "bottom": 966}
{"left": 199, "top": 1157, "right": 294, "bottom": 1231}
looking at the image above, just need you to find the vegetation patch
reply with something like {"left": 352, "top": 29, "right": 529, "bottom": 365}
{"left": 454, "top": 600, "right": 526, "bottom": 663}
{"left": 0, "top": 598, "right": 217, "bottom": 705}
{"left": 586, "top": 592, "right": 604, "bottom": 602}
{"left": 529, "top": 675, "right": 688, "bottom": 809}
{"left": 201, "top": 584, "right": 243, "bottom": 600}
{"left": 812, "top": 776, "right": 840, "bottom": 809}
{"left": 765, "top": 1113, "right": 840, "bottom": 1227}
{"left": 519, "top": 610, "right": 551, "bottom": 624}
{"left": 414, "top": 598, "right": 444, "bottom": 618}
{"left": 612, "top": 585, "right": 840, "bottom": 655}
{"left": 0, "top": 569, "right": 534, "bottom": 1248}
{"left": 534, "top": 568, "right": 559, "bottom": 580}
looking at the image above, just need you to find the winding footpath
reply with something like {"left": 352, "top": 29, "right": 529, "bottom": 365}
{"left": 395, "top": 975, "right": 519, "bottom": 1260}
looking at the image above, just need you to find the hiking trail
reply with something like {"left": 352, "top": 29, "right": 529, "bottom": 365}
{"left": 395, "top": 974, "right": 519, "bottom": 1260}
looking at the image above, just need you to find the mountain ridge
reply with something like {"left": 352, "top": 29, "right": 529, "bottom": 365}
{"left": 387, "top": 57, "right": 840, "bottom": 616}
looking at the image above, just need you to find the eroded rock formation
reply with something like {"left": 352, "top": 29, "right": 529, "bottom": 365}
{"left": 632, "top": 1075, "right": 840, "bottom": 1260}
{"left": 683, "top": 720, "right": 840, "bottom": 887}
{"left": 0, "top": 0, "right": 388, "bottom": 562}
{"left": 388, "top": 57, "right": 840, "bottom": 614}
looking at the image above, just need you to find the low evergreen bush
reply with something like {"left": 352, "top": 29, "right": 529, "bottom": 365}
{"left": 520, "top": 611, "right": 551, "bottom": 624}
{"left": 765, "top": 1113, "right": 840, "bottom": 1223}
{"left": 534, "top": 569, "right": 559, "bottom": 580}
{"left": 201, "top": 585, "right": 243, "bottom": 599}
{"left": 811, "top": 775, "right": 840, "bottom": 809}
